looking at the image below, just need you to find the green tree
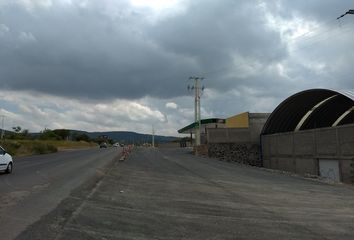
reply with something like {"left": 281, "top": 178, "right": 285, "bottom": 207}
{"left": 53, "top": 129, "right": 71, "bottom": 140}
{"left": 39, "top": 129, "right": 61, "bottom": 140}
{"left": 12, "top": 126, "right": 21, "bottom": 133}
{"left": 74, "top": 133, "right": 90, "bottom": 142}
{"left": 20, "top": 129, "right": 31, "bottom": 139}
{"left": 7, "top": 126, "right": 31, "bottom": 140}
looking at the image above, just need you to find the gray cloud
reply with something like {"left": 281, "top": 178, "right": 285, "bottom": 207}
{"left": 147, "top": 0, "right": 289, "bottom": 91}
{"left": 0, "top": 0, "right": 354, "bottom": 134}
{"left": 0, "top": 0, "right": 290, "bottom": 100}
{"left": 277, "top": 1, "right": 354, "bottom": 21}
{"left": 0, "top": 1, "right": 197, "bottom": 99}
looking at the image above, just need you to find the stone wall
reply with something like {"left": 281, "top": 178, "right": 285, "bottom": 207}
{"left": 208, "top": 143, "right": 261, "bottom": 166}
{"left": 205, "top": 115, "right": 268, "bottom": 167}
{"left": 194, "top": 145, "right": 208, "bottom": 156}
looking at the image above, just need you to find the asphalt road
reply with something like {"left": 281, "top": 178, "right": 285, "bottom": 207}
{"left": 0, "top": 147, "right": 121, "bottom": 240}
{"left": 15, "top": 147, "right": 354, "bottom": 240}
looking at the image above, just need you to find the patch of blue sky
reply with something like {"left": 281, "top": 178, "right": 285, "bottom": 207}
{"left": 41, "top": 104, "right": 67, "bottom": 114}
{"left": 0, "top": 99, "right": 19, "bottom": 113}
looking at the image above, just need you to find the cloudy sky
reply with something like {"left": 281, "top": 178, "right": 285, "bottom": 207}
{"left": 0, "top": 0, "right": 353, "bottom": 136}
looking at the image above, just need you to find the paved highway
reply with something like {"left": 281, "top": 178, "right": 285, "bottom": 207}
{"left": 15, "top": 147, "right": 354, "bottom": 240}
{"left": 0, "top": 147, "right": 121, "bottom": 240}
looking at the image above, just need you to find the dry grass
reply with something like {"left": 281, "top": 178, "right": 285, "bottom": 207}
{"left": 42, "top": 140, "right": 98, "bottom": 150}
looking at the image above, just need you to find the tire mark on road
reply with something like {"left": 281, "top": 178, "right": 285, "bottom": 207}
{"left": 161, "top": 152, "right": 331, "bottom": 240}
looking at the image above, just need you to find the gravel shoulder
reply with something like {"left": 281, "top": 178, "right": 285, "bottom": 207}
{"left": 16, "top": 147, "right": 354, "bottom": 240}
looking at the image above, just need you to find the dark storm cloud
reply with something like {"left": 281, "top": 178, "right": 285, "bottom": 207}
{"left": 0, "top": 0, "right": 290, "bottom": 100}
{"left": 148, "top": 0, "right": 288, "bottom": 91}
{"left": 0, "top": 1, "right": 196, "bottom": 99}
{"left": 150, "top": 1, "right": 285, "bottom": 60}
{"left": 0, "top": 0, "right": 352, "bottom": 101}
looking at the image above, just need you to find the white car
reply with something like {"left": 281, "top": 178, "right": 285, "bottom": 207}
{"left": 0, "top": 146, "right": 13, "bottom": 174}
{"left": 113, "top": 143, "right": 120, "bottom": 147}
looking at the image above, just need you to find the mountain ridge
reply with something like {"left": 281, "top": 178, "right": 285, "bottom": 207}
{"left": 70, "top": 130, "right": 179, "bottom": 143}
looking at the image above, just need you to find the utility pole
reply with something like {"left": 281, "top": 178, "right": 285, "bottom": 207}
{"left": 0, "top": 115, "right": 5, "bottom": 141}
{"left": 337, "top": 9, "right": 354, "bottom": 20}
{"left": 152, "top": 125, "right": 155, "bottom": 148}
{"left": 188, "top": 76, "right": 204, "bottom": 146}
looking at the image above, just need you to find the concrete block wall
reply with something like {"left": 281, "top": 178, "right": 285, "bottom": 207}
{"left": 207, "top": 128, "right": 251, "bottom": 143}
{"left": 316, "top": 129, "right": 337, "bottom": 156}
{"left": 293, "top": 131, "right": 315, "bottom": 156}
{"left": 262, "top": 123, "right": 354, "bottom": 184}
{"left": 276, "top": 134, "right": 293, "bottom": 155}
{"left": 249, "top": 113, "right": 270, "bottom": 142}
{"left": 338, "top": 126, "right": 354, "bottom": 156}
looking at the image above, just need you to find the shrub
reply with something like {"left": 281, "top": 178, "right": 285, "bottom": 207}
{"left": 0, "top": 141, "right": 21, "bottom": 155}
{"left": 73, "top": 133, "right": 91, "bottom": 142}
{"left": 32, "top": 142, "right": 58, "bottom": 155}
{"left": 39, "top": 130, "right": 62, "bottom": 140}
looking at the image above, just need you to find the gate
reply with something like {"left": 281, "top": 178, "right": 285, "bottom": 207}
{"left": 319, "top": 159, "right": 340, "bottom": 182}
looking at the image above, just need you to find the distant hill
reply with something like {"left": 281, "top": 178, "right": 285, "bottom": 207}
{"left": 24, "top": 129, "right": 180, "bottom": 143}
{"left": 19, "top": 129, "right": 179, "bottom": 143}
{"left": 88, "top": 131, "right": 178, "bottom": 143}
{"left": 70, "top": 130, "right": 179, "bottom": 143}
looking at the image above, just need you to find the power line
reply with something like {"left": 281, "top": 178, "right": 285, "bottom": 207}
{"left": 196, "top": 11, "right": 354, "bottom": 79}
{"left": 288, "top": 23, "right": 354, "bottom": 54}
{"left": 288, "top": 18, "right": 339, "bottom": 42}
{"left": 181, "top": 9, "right": 354, "bottom": 101}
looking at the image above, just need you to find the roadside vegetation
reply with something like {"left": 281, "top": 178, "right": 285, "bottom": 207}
{"left": 1, "top": 140, "right": 58, "bottom": 156}
{"left": 0, "top": 127, "right": 104, "bottom": 156}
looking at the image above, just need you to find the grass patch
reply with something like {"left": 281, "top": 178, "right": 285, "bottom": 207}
{"left": 43, "top": 140, "right": 98, "bottom": 150}
{"left": 0, "top": 140, "right": 98, "bottom": 156}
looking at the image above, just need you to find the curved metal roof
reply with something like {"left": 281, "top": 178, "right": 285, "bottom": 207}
{"left": 261, "top": 89, "right": 354, "bottom": 135}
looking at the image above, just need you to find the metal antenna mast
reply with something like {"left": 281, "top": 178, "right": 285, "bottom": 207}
{"left": 188, "top": 76, "right": 204, "bottom": 146}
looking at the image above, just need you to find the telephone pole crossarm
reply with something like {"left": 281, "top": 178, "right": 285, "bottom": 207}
{"left": 337, "top": 9, "right": 354, "bottom": 20}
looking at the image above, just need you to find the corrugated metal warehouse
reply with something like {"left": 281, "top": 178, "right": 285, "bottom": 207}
{"left": 261, "top": 89, "right": 354, "bottom": 183}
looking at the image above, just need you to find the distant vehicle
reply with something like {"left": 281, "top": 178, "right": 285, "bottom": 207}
{"left": 99, "top": 142, "right": 108, "bottom": 148}
{"left": 113, "top": 143, "right": 120, "bottom": 147}
{"left": 0, "top": 146, "right": 13, "bottom": 174}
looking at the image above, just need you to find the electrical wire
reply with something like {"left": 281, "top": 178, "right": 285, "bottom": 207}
{"left": 192, "top": 15, "right": 354, "bottom": 83}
